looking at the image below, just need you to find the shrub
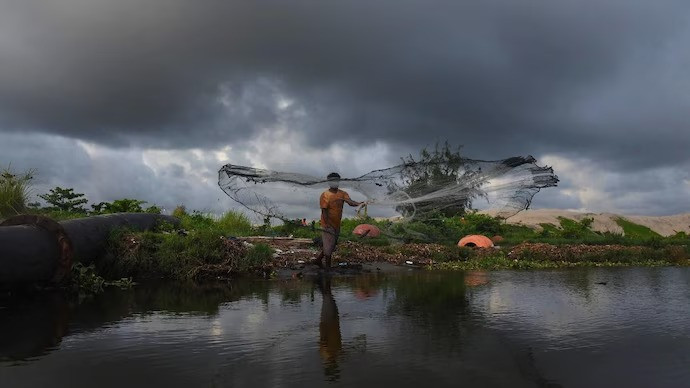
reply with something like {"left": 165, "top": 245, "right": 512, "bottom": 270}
{"left": 217, "top": 211, "right": 253, "bottom": 236}
{"left": 462, "top": 212, "right": 503, "bottom": 235}
{"left": 172, "top": 205, "right": 188, "bottom": 218}
{"left": 0, "top": 166, "right": 34, "bottom": 217}
{"left": 243, "top": 243, "right": 273, "bottom": 269}
{"left": 180, "top": 211, "right": 216, "bottom": 230}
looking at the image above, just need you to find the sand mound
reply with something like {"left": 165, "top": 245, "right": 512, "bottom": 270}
{"left": 481, "top": 209, "right": 690, "bottom": 237}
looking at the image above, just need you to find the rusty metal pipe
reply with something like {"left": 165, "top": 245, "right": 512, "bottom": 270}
{"left": 0, "top": 213, "right": 179, "bottom": 287}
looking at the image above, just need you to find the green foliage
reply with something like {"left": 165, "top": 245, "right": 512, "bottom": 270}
{"left": 71, "top": 262, "right": 134, "bottom": 293}
{"left": 40, "top": 187, "right": 88, "bottom": 213}
{"left": 102, "top": 228, "right": 227, "bottom": 279}
{"left": 557, "top": 217, "right": 599, "bottom": 239}
{"left": 461, "top": 212, "right": 503, "bottom": 235}
{"left": 384, "top": 211, "right": 504, "bottom": 245}
{"left": 180, "top": 211, "right": 217, "bottom": 230}
{"left": 109, "top": 198, "right": 146, "bottom": 212}
{"left": 216, "top": 211, "right": 253, "bottom": 236}
{"left": 71, "top": 263, "right": 106, "bottom": 293}
{"left": 0, "top": 166, "right": 35, "bottom": 217}
{"left": 243, "top": 243, "right": 274, "bottom": 268}
{"left": 615, "top": 217, "right": 662, "bottom": 240}
{"left": 146, "top": 205, "right": 162, "bottom": 214}
{"left": 391, "top": 141, "right": 481, "bottom": 217}
{"left": 172, "top": 205, "right": 188, "bottom": 218}
{"left": 90, "top": 198, "right": 161, "bottom": 214}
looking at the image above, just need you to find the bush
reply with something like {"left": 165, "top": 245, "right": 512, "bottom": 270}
{"left": 180, "top": 211, "right": 216, "bottom": 230}
{"left": 557, "top": 217, "right": 600, "bottom": 239}
{"left": 172, "top": 205, "right": 188, "bottom": 218}
{"left": 217, "top": 211, "right": 253, "bottom": 236}
{"left": 462, "top": 212, "right": 503, "bottom": 235}
{"left": 0, "top": 166, "right": 34, "bottom": 217}
{"left": 243, "top": 243, "right": 274, "bottom": 269}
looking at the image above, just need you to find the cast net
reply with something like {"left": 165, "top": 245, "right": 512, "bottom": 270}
{"left": 218, "top": 151, "right": 558, "bottom": 227}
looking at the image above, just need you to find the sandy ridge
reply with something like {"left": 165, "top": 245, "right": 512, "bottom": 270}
{"left": 481, "top": 209, "right": 690, "bottom": 237}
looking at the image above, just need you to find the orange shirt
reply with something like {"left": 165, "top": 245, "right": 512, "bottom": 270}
{"left": 320, "top": 189, "right": 351, "bottom": 230}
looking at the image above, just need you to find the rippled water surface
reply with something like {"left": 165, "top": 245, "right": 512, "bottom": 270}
{"left": 2, "top": 267, "right": 689, "bottom": 387}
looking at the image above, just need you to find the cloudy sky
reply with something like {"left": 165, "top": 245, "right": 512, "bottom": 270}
{"left": 1, "top": 0, "right": 689, "bottom": 218}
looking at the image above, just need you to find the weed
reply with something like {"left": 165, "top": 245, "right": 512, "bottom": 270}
{"left": 615, "top": 217, "right": 662, "bottom": 240}
{"left": 0, "top": 166, "right": 35, "bottom": 218}
{"left": 243, "top": 243, "right": 274, "bottom": 270}
{"left": 216, "top": 211, "right": 253, "bottom": 236}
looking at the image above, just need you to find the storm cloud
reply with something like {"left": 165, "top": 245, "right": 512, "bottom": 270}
{"left": 1, "top": 0, "right": 689, "bottom": 215}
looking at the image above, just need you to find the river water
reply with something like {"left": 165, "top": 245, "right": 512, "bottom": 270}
{"left": 1, "top": 267, "right": 689, "bottom": 388}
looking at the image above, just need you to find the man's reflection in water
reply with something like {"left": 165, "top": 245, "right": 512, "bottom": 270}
{"left": 317, "top": 275, "right": 342, "bottom": 382}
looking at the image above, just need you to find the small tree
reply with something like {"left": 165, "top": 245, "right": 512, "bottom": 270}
{"left": 388, "top": 142, "right": 485, "bottom": 218}
{"left": 39, "top": 187, "right": 88, "bottom": 213}
{"left": 91, "top": 198, "right": 160, "bottom": 214}
{"left": 107, "top": 199, "right": 147, "bottom": 213}
{"left": 90, "top": 202, "right": 110, "bottom": 214}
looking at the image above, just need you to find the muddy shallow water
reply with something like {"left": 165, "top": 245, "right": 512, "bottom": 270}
{"left": 1, "top": 267, "right": 689, "bottom": 388}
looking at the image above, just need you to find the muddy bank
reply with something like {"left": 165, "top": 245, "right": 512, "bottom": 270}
{"left": 105, "top": 232, "right": 690, "bottom": 285}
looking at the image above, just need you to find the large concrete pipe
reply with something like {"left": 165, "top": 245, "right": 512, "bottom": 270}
{"left": 0, "top": 213, "right": 179, "bottom": 287}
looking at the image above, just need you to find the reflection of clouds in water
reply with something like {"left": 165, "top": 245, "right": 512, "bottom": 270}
{"left": 473, "top": 269, "right": 690, "bottom": 350}
{"left": 210, "top": 319, "right": 223, "bottom": 337}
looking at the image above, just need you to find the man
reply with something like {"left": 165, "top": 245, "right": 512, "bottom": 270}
{"left": 317, "top": 275, "right": 342, "bottom": 380}
{"left": 315, "top": 172, "right": 365, "bottom": 269}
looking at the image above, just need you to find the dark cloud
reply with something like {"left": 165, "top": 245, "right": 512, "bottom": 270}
{"left": 1, "top": 0, "right": 689, "bottom": 215}
{"left": 1, "top": 0, "right": 689, "bottom": 170}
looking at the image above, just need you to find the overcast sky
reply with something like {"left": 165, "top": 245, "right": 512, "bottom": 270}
{"left": 1, "top": 0, "right": 689, "bottom": 218}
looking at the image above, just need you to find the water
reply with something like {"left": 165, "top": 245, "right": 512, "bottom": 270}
{"left": 1, "top": 267, "right": 689, "bottom": 388}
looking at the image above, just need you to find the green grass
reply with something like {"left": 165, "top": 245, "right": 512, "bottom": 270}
{"left": 0, "top": 166, "right": 34, "bottom": 218}
{"left": 243, "top": 243, "right": 274, "bottom": 268}
{"left": 615, "top": 217, "right": 662, "bottom": 240}
{"left": 216, "top": 211, "right": 253, "bottom": 236}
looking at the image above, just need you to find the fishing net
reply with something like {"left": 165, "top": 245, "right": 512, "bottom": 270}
{"left": 218, "top": 154, "right": 558, "bottom": 226}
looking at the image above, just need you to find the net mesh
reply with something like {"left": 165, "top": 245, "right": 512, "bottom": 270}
{"left": 218, "top": 154, "right": 558, "bottom": 225}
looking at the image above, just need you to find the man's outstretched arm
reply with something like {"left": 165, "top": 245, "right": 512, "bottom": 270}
{"left": 344, "top": 198, "right": 365, "bottom": 207}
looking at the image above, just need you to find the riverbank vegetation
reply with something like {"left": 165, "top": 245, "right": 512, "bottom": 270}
{"left": 1, "top": 170, "right": 689, "bottom": 288}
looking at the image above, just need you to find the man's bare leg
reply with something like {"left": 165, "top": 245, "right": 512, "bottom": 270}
{"left": 313, "top": 250, "right": 325, "bottom": 268}
{"left": 324, "top": 254, "right": 332, "bottom": 271}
